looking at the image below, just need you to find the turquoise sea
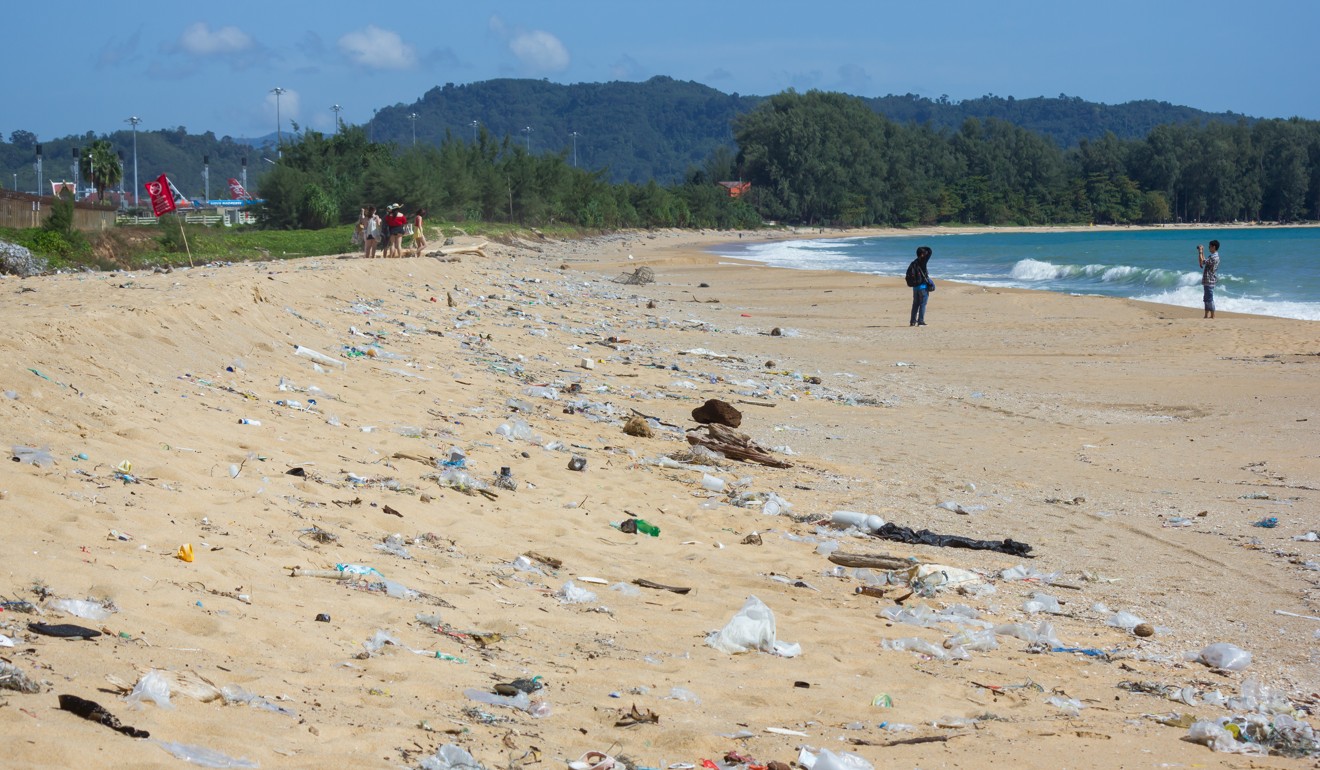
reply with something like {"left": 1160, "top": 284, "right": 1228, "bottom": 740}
{"left": 710, "top": 227, "right": 1320, "bottom": 321}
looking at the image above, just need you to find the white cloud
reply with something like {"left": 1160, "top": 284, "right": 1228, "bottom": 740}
{"left": 489, "top": 15, "right": 568, "bottom": 74}
{"left": 337, "top": 26, "right": 417, "bottom": 70}
{"left": 178, "top": 22, "right": 253, "bottom": 56}
{"left": 509, "top": 29, "right": 569, "bottom": 72}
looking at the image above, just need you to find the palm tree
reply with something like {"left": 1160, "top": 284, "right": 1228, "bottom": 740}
{"left": 79, "top": 139, "right": 123, "bottom": 203}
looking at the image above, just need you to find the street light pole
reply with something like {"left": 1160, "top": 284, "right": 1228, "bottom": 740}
{"left": 71, "top": 147, "right": 80, "bottom": 199}
{"left": 470, "top": 120, "right": 479, "bottom": 144}
{"left": 126, "top": 116, "right": 141, "bottom": 207}
{"left": 331, "top": 104, "right": 342, "bottom": 131}
{"left": 570, "top": 131, "right": 579, "bottom": 168}
{"left": 270, "top": 87, "right": 287, "bottom": 157}
{"left": 522, "top": 126, "right": 532, "bottom": 153}
{"left": 408, "top": 112, "right": 418, "bottom": 146}
{"left": 203, "top": 155, "right": 210, "bottom": 201}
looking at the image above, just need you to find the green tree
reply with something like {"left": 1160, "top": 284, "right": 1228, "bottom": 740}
{"left": 79, "top": 139, "right": 123, "bottom": 203}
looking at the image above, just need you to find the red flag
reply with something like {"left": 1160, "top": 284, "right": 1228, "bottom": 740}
{"left": 145, "top": 174, "right": 177, "bottom": 217}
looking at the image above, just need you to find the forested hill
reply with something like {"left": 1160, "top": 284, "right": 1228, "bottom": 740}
{"left": 863, "top": 93, "right": 1251, "bottom": 149}
{"left": 370, "top": 78, "right": 1250, "bottom": 182}
{"left": 1, "top": 77, "right": 1258, "bottom": 194}
{"left": 371, "top": 77, "right": 761, "bottom": 185}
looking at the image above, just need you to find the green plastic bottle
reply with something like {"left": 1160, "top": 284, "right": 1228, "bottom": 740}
{"left": 634, "top": 519, "right": 660, "bottom": 537}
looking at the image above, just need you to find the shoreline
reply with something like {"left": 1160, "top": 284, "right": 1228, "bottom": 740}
{"left": 622, "top": 223, "right": 1319, "bottom": 323}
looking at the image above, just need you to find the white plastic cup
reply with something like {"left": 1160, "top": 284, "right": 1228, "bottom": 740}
{"left": 701, "top": 474, "right": 726, "bottom": 492}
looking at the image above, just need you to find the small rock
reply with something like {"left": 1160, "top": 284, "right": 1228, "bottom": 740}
{"left": 568, "top": 456, "right": 587, "bottom": 472}
{"left": 770, "top": 327, "right": 782, "bottom": 336}
{"left": 1133, "top": 623, "right": 1155, "bottom": 638}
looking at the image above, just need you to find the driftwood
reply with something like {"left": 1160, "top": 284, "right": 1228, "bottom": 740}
{"left": 685, "top": 423, "right": 792, "bottom": 468}
{"left": 633, "top": 578, "right": 692, "bottom": 594}
{"left": 828, "top": 552, "right": 921, "bottom": 570}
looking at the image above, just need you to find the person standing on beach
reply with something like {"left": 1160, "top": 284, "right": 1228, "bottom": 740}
{"left": 384, "top": 204, "right": 407, "bottom": 257}
{"left": 411, "top": 208, "right": 428, "bottom": 257}
{"left": 363, "top": 206, "right": 381, "bottom": 259}
{"left": 905, "top": 246, "right": 935, "bottom": 326}
{"left": 1198, "top": 239, "right": 1220, "bottom": 319}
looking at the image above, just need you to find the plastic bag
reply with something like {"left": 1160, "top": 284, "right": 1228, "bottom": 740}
{"left": 798, "top": 748, "right": 873, "bottom": 770}
{"left": 557, "top": 580, "right": 597, "bottom": 604}
{"left": 12, "top": 445, "right": 56, "bottom": 467}
{"left": 51, "top": 598, "right": 112, "bottom": 621}
{"left": 1197, "top": 642, "right": 1252, "bottom": 671}
{"left": 1106, "top": 611, "right": 1145, "bottom": 630}
{"left": 1022, "top": 592, "right": 1063, "bottom": 614}
{"left": 708, "top": 595, "right": 800, "bottom": 657}
{"left": 420, "top": 743, "right": 485, "bottom": 770}
{"left": 125, "top": 669, "right": 173, "bottom": 710}
{"left": 154, "top": 741, "right": 259, "bottom": 768}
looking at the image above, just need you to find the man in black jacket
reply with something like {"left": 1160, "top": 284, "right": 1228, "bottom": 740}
{"left": 906, "top": 246, "right": 934, "bottom": 326}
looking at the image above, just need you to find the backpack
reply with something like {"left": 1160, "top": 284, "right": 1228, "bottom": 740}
{"left": 905, "top": 259, "right": 921, "bottom": 287}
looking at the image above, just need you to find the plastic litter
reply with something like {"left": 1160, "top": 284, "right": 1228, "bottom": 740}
{"left": 50, "top": 598, "right": 113, "bottom": 621}
{"left": 1022, "top": 592, "right": 1063, "bottom": 614}
{"left": 557, "top": 580, "right": 597, "bottom": 604}
{"left": 1046, "top": 696, "right": 1084, "bottom": 715}
{"left": 1106, "top": 611, "right": 1146, "bottom": 630}
{"left": 154, "top": 740, "right": 259, "bottom": 768}
{"left": 420, "top": 743, "right": 486, "bottom": 770}
{"left": 0, "top": 661, "right": 41, "bottom": 693}
{"left": 797, "top": 747, "right": 874, "bottom": 770}
{"left": 1197, "top": 642, "right": 1252, "bottom": 671}
{"left": 221, "top": 685, "right": 297, "bottom": 717}
{"left": 881, "top": 637, "right": 967, "bottom": 660}
{"left": 829, "top": 510, "right": 885, "bottom": 533}
{"left": 870, "top": 522, "right": 1031, "bottom": 557}
{"left": 125, "top": 669, "right": 174, "bottom": 710}
{"left": 293, "top": 344, "right": 345, "bottom": 369}
{"left": 12, "top": 445, "right": 56, "bottom": 467}
{"left": 707, "top": 595, "right": 801, "bottom": 657}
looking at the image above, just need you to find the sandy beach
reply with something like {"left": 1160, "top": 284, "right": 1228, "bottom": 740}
{"left": 0, "top": 226, "right": 1316, "bottom": 769}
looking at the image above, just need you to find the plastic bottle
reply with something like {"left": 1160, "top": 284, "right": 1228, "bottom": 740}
{"left": 634, "top": 519, "right": 660, "bottom": 537}
{"left": 830, "top": 510, "right": 885, "bottom": 532}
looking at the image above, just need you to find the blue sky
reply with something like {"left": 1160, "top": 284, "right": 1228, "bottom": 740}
{"left": 11, "top": 0, "right": 1319, "bottom": 141}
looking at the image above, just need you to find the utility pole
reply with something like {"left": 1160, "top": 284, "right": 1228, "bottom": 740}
{"left": 270, "top": 87, "right": 287, "bottom": 157}
{"left": 570, "top": 131, "right": 579, "bottom": 168}
{"left": 71, "top": 147, "right": 80, "bottom": 198}
{"left": 470, "top": 120, "right": 479, "bottom": 143}
{"left": 409, "top": 112, "right": 418, "bottom": 146}
{"left": 35, "top": 144, "right": 42, "bottom": 198}
{"left": 203, "top": 155, "right": 210, "bottom": 201}
{"left": 522, "top": 126, "right": 532, "bottom": 153}
{"left": 331, "top": 104, "right": 343, "bottom": 130}
{"left": 126, "top": 116, "right": 141, "bottom": 206}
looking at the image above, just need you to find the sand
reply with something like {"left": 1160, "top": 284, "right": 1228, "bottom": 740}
{"left": 0, "top": 227, "right": 1316, "bottom": 769}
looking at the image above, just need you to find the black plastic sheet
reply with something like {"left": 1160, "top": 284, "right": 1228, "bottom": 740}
{"left": 871, "top": 522, "right": 1033, "bottom": 557}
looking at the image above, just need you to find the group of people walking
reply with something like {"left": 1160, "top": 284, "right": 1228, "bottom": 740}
{"left": 356, "top": 204, "right": 428, "bottom": 259}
